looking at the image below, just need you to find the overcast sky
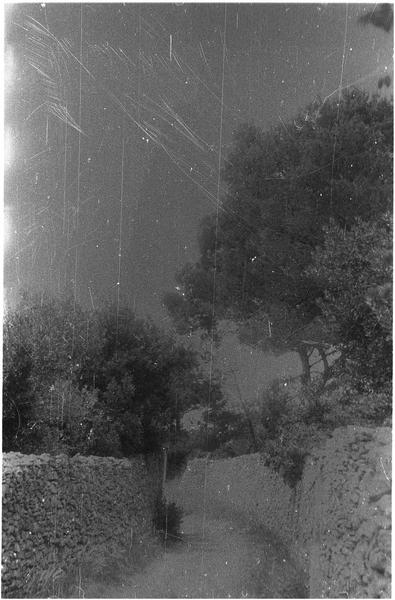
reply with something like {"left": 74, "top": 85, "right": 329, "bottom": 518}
{"left": 4, "top": 3, "right": 393, "bottom": 323}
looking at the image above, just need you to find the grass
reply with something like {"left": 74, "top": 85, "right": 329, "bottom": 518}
{"left": 14, "top": 534, "right": 163, "bottom": 599}
{"left": 23, "top": 563, "right": 67, "bottom": 598}
{"left": 153, "top": 496, "right": 184, "bottom": 544}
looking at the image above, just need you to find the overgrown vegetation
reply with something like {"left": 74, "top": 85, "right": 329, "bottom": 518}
{"left": 22, "top": 535, "right": 162, "bottom": 599}
{"left": 164, "top": 88, "right": 392, "bottom": 390}
{"left": 4, "top": 54, "right": 392, "bottom": 512}
{"left": 184, "top": 373, "right": 392, "bottom": 487}
{"left": 153, "top": 496, "right": 184, "bottom": 543}
{"left": 3, "top": 293, "right": 219, "bottom": 458}
{"left": 164, "top": 87, "right": 392, "bottom": 485}
{"left": 256, "top": 375, "right": 391, "bottom": 486}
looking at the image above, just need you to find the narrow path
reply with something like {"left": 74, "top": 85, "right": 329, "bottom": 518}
{"left": 120, "top": 511, "right": 305, "bottom": 598}
{"left": 86, "top": 477, "right": 307, "bottom": 598}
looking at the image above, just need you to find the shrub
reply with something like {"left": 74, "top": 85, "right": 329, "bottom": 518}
{"left": 301, "top": 375, "right": 392, "bottom": 428}
{"left": 248, "top": 379, "right": 326, "bottom": 486}
{"left": 21, "top": 534, "right": 163, "bottom": 599}
{"left": 153, "top": 497, "right": 183, "bottom": 543}
{"left": 257, "top": 381, "right": 289, "bottom": 439}
{"left": 24, "top": 564, "right": 67, "bottom": 599}
{"left": 3, "top": 293, "right": 213, "bottom": 458}
{"left": 166, "top": 447, "right": 190, "bottom": 480}
{"left": 262, "top": 420, "right": 325, "bottom": 488}
{"left": 281, "top": 446, "right": 308, "bottom": 488}
{"left": 258, "top": 374, "right": 392, "bottom": 487}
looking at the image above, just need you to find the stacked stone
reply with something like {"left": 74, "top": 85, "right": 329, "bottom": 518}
{"left": 180, "top": 426, "right": 391, "bottom": 598}
{"left": 300, "top": 427, "right": 391, "bottom": 598}
{"left": 2, "top": 452, "right": 161, "bottom": 598}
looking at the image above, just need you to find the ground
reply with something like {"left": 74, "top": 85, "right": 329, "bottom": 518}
{"left": 84, "top": 477, "right": 307, "bottom": 598}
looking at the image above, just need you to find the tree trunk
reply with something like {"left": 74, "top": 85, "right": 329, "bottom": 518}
{"left": 241, "top": 257, "right": 247, "bottom": 305}
{"left": 298, "top": 346, "right": 311, "bottom": 385}
{"left": 229, "top": 366, "right": 258, "bottom": 452}
{"left": 244, "top": 410, "right": 258, "bottom": 453}
{"left": 318, "top": 347, "right": 330, "bottom": 382}
{"left": 175, "top": 413, "right": 181, "bottom": 436}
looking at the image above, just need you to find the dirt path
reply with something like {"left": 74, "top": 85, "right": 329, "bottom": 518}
{"left": 120, "top": 511, "right": 305, "bottom": 598}
{"left": 85, "top": 477, "right": 307, "bottom": 598}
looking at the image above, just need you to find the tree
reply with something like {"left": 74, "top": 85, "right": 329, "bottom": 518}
{"left": 3, "top": 291, "right": 94, "bottom": 452}
{"left": 187, "top": 378, "right": 249, "bottom": 456}
{"left": 81, "top": 305, "right": 205, "bottom": 454}
{"left": 3, "top": 293, "right": 210, "bottom": 456}
{"left": 359, "top": 4, "right": 393, "bottom": 33}
{"left": 306, "top": 213, "right": 392, "bottom": 391}
{"left": 359, "top": 3, "right": 393, "bottom": 91}
{"left": 164, "top": 89, "right": 393, "bottom": 382}
{"left": 24, "top": 378, "right": 98, "bottom": 455}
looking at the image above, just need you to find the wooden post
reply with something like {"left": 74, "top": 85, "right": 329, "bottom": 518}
{"left": 162, "top": 446, "right": 168, "bottom": 543}
{"left": 162, "top": 446, "right": 168, "bottom": 490}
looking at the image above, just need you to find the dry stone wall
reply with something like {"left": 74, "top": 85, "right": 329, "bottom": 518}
{"left": 297, "top": 427, "right": 391, "bottom": 598}
{"left": 180, "top": 453, "right": 298, "bottom": 546}
{"left": 179, "top": 426, "right": 391, "bottom": 598}
{"left": 2, "top": 452, "right": 161, "bottom": 598}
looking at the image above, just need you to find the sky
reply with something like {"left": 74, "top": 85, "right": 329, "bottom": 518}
{"left": 4, "top": 2, "right": 393, "bottom": 320}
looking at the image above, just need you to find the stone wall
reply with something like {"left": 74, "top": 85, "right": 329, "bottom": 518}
{"left": 179, "top": 453, "right": 298, "bottom": 546}
{"left": 178, "top": 426, "right": 391, "bottom": 598}
{"left": 2, "top": 452, "right": 161, "bottom": 598}
{"left": 297, "top": 427, "right": 391, "bottom": 598}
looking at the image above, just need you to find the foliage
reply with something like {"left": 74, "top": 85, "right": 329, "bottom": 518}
{"left": 163, "top": 88, "right": 392, "bottom": 472}
{"left": 264, "top": 440, "right": 309, "bottom": 489}
{"left": 3, "top": 292, "right": 211, "bottom": 457}
{"left": 78, "top": 533, "right": 163, "bottom": 599}
{"left": 307, "top": 377, "right": 392, "bottom": 427}
{"left": 189, "top": 381, "right": 250, "bottom": 455}
{"left": 77, "top": 541, "right": 131, "bottom": 585}
{"left": 257, "top": 381, "right": 289, "bottom": 439}
{"left": 205, "top": 373, "right": 391, "bottom": 486}
{"left": 162, "top": 88, "right": 393, "bottom": 483}
{"left": 3, "top": 291, "right": 96, "bottom": 453}
{"left": 24, "top": 564, "right": 67, "bottom": 599}
{"left": 359, "top": 4, "right": 393, "bottom": 32}
{"left": 306, "top": 213, "right": 392, "bottom": 391}
{"left": 164, "top": 89, "right": 393, "bottom": 382}
{"left": 22, "top": 535, "right": 161, "bottom": 599}
{"left": 19, "top": 378, "right": 98, "bottom": 456}
{"left": 153, "top": 496, "right": 183, "bottom": 543}
{"left": 82, "top": 305, "right": 208, "bottom": 454}
{"left": 165, "top": 432, "right": 193, "bottom": 479}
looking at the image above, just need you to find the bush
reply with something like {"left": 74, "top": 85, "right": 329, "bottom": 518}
{"left": 153, "top": 497, "right": 183, "bottom": 543}
{"left": 21, "top": 534, "right": 163, "bottom": 599}
{"left": 301, "top": 375, "right": 392, "bottom": 428}
{"left": 24, "top": 564, "right": 67, "bottom": 599}
{"left": 241, "top": 380, "right": 325, "bottom": 486}
{"left": 256, "top": 375, "right": 392, "bottom": 487}
{"left": 3, "top": 292, "right": 211, "bottom": 458}
{"left": 262, "top": 419, "right": 325, "bottom": 488}
{"left": 257, "top": 381, "right": 289, "bottom": 440}
{"left": 281, "top": 446, "right": 308, "bottom": 488}
{"left": 166, "top": 448, "right": 190, "bottom": 480}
